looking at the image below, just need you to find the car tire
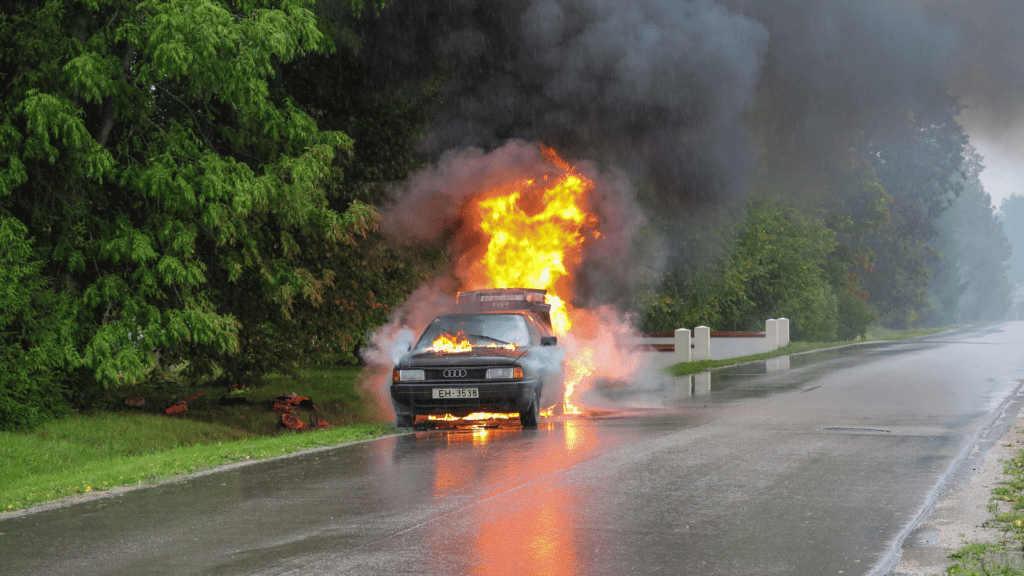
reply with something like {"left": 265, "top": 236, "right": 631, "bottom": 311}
{"left": 519, "top": 395, "right": 540, "bottom": 428}
{"left": 396, "top": 413, "right": 414, "bottom": 428}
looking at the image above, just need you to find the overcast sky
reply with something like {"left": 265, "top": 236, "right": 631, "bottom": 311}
{"left": 961, "top": 113, "right": 1024, "bottom": 210}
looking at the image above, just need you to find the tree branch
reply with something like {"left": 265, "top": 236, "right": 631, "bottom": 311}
{"left": 97, "top": 42, "right": 136, "bottom": 148}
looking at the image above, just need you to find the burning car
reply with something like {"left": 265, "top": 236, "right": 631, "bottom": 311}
{"left": 390, "top": 288, "right": 564, "bottom": 428}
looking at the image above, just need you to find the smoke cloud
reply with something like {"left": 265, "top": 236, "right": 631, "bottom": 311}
{"left": 356, "top": 0, "right": 1024, "bottom": 413}
{"left": 381, "top": 140, "right": 642, "bottom": 306}
{"left": 357, "top": 0, "right": 1024, "bottom": 205}
{"left": 413, "top": 0, "right": 769, "bottom": 206}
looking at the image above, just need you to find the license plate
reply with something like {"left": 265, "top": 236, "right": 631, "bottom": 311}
{"left": 432, "top": 388, "right": 479, "bottom": 399}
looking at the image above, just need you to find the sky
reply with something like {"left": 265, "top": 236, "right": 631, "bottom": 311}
{"left": 940, "top": 0, "right": 1024, "bottom": 211}
{"left": 963, "top": 124, "right": 1024, "bottom": 210}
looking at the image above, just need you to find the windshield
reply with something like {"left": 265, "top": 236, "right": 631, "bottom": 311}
{"left": 414, "top": 314, "right": 531, "bottom": 351}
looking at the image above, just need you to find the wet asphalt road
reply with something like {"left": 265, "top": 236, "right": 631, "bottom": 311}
{"left": 3, "top": 323, "right": 1024, "bottom": 576}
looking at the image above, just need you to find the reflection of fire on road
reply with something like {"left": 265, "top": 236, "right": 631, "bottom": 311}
{"left": 366, "top": 142, "right": 643, "bottom": 422}
{"left": 423, "top": 419, "right": 595, "bottom": 575}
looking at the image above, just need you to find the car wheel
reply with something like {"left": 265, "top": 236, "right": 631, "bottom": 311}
{"left": 519, "top": 395, "right": 540, "bottom": 428}
{"left": 396, "top": 413, "right": 414, "bottom": 428}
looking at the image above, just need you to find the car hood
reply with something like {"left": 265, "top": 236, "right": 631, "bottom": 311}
{"left": 397, "top": 347, "right": 527, "bottom": 367}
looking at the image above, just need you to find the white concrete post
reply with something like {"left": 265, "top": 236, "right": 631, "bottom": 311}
{"left": 693, "top": 326, "right": 711, "bottom": 361}
{"left": 778, "top": 318, "right": 790, "bottom": 347}
{"left": 765, "top": 319, "right": 779, "bottom": 352}
{"left": 674, "top": 328, "right": 691, "bottom": 363}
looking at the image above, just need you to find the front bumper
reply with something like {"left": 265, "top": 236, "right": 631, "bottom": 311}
{"left": 391, "top": 379, "right": 540, "bottom": 417}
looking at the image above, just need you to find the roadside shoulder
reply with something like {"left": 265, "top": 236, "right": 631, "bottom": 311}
{"left": 892, "top": 404, "right": 1024, "bottom": 575}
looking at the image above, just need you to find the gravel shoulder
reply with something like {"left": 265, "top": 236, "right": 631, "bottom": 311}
{"left": 891, "top": 402, "right": 1024, "bottom": 575}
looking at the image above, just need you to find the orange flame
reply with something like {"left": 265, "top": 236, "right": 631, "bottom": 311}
{"left": 427, "top": 332, "right": 473, "bottom": 354}
{"left": 427, "top": 412, "right": 519, "bottom": 422}
{"left": 462, "top": 146, "right": 600, "bottom": 415}
{"left": 416, "top": 146, "right": 616, "bottom": 424}
{"left": 427, "top": 331, "right": 519, "bottom": 354}
{"left": 471, "top": 180, "right": 593, "bottom": 333}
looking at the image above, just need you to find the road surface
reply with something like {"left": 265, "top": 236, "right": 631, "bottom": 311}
{"left": 3, "top": 323, "right": 1023, "bottom": 575}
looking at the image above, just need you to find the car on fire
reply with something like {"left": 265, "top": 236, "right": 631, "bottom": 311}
{"left": 390, "top": 288, "right": 565, "bottom": 428}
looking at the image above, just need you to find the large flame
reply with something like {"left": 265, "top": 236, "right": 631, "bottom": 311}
{"left": 461, "top": 146, "right": 600, "bottom": 415}
{"left": 469, "top": 167, "right": 594, "bottom": 333}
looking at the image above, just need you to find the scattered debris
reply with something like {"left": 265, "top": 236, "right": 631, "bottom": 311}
{"left": 270, "top": 392, "right": 315, "bottom": 413}
{"left": 272, "top": 393, "right": 329, "bottom": 431}
{"left": 164, "top": 399, "right": 188, "bottom": 416}
{"left": 164, "top": 391, "right": 207, "bottom": 416}
{"left": 280, "top": 413, "right": 306, "bottom": 431}
{"left": 157, "top": 387, "right": 330, "bottom": 431}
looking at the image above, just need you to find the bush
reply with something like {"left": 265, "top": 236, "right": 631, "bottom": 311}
{"left": 639, "top": 198, "right": 844, "bottom": 338}
{"left": 0, "top": 218, "right": 75, "bottom": 430}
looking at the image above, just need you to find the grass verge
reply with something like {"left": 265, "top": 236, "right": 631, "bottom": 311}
{"left": 942, "top": 443, "right": 1024, "bottom": 574}
{"left": 1, "top": 365, "right": 395, "bottom": 514}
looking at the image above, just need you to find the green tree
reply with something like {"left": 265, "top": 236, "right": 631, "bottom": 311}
{"left": 0, "top": 218, "right": 75, "bottom": 430}
{"left": 815, "top": 158, "right": 889, "bottom": 339}
{"left": 641, "top": 198, "right": 841, "bottom": 341}
{"left": 929, "top": 146, "right": 1013, "bottom": 324}
{"left": 1001, "top": 194, "right": 1024, "bottom": 288}
{"left": 0, "top": 0, "right": 379, "bottom": 410}
{"left": 265, "top": 0, "right": 452, "bottom": 365}
{"left": 865, "top": 87, "right": 968, "bottom": 327}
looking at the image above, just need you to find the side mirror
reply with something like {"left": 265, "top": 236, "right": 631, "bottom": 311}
{"left": 540, "top": 336, "right": 557, "bottom": 346}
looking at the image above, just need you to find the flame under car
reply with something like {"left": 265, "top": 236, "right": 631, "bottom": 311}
{"left": 390, "top": 290, "right": 563, "bottom": 428}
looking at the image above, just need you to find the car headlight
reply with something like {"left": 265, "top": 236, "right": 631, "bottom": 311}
{"left": 393, "top": 369, "right": 425, "bottom": 382}
{"left": 486, "top": 367, "right": 524, "bottom": 379}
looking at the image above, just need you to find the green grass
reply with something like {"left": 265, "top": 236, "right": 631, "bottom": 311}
{"left": 1, "top": 365, "right": 396, "bottom": 513}
{"left": 941, "top": 447, "right": 1024, "bottom": 574}
{"left": 863, "top": 324, "right": 952, "bottom": 340}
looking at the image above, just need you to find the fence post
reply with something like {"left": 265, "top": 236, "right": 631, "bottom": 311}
{"left": 778, "top": 318, "right": 790, "bottom": 347}
{"left": 674, "top": 328, "right": 691, "bottom": 363}
{"left": 693, "top": 326, "right": 711, "bottom": 360}
{"left": 765, "top": 319, "right": 779, "bottom": 352}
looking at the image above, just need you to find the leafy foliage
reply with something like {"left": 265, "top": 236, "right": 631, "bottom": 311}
{"left": 929, "top": 146, "right": 1013, "bottom": 324}
{"left": 0, "top": 0, "right": 384, "bottom": 420}
{"left": 640, "top": 198, "right": 842, "bottom": 341}
{"left": 0, "top": 218, "right": 74, "bottom": 430}
{"left": 864, "top": 87, "right": 969, "bottom": 327}
{"left": 1001, "top": 194, "right": 1024, "bottom": 289}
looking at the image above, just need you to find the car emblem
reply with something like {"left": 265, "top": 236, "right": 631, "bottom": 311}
{"left": 443, "top": 369, "right": 467, "bottom": 378}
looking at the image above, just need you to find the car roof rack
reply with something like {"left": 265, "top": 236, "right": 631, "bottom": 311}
{"left": 456, "top": 288, "right": 552, "bottom": 325}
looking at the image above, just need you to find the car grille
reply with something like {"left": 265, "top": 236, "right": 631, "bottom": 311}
{"left": 424, "top": 368, "right": 488, "bottom": 380}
